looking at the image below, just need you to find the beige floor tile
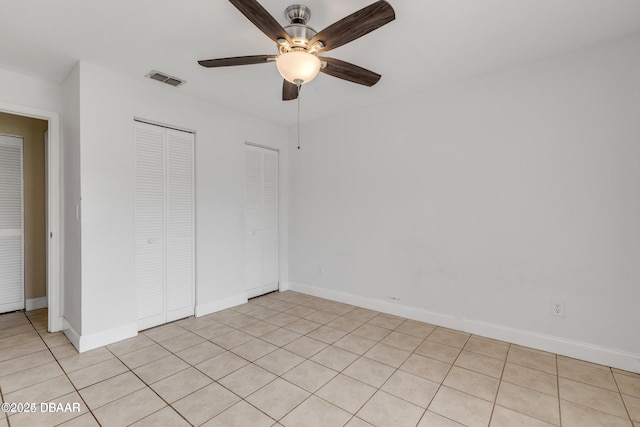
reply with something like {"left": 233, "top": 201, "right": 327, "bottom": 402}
{"left": 285, "top": 305, "right": 318, "bottom": 318}
{"left": 282, "top": 360, "right": 337, "bottom": 392}
{"left": 5, "top": 374, "right": 74, "bottom": 404}
{"left": 624, "top": 394, "right": 640, "bottom": 422}
{"left": 496, "top": 381, "right": 560, "bottom": 425}
{"left": 239, "top": 320, "right": 280, "bottom": 337}
{"left": 246, "top": 378, "right": 310, "bottom": 420}
{"left": 143, "top": 323, "right": 187, "bottom": 342}
{"left": 316, "top": 374, "right": 377, "bottom": 413}
{"left": 415, "top": 340, "right": 462, "bottom": 364}
{"left": 0, "top": 349, "right": 54, "bottom": 377}
{"left": 157, "top": 331, "right": 205, "bottom": 353}
{"left": 175, "top": 340, "right": 225, "bottom": 365}
{"left": 429, "top": 386, "right": 493, "bottom": 427}
{"left": 343, "top": 357, "right": 395, "bottom": 388}
{"left": 191, "top": 322, "right": 235, "bottom": 339}
{"left": 326, "top": 316, "right": 363, "bottom": 333}
{"left": 358, "top": 390, "right": 425, "bottom": 427}
{"left": 560, "top": 399, "right": 633, "bottom": 427}
{"left": 247, "top": 306, "right": 280, "bottom": 320}
{"left": 79, "top": 371, "right": 146, "bottom": 410}
{"left": 427, "top": 328, "right": 470, "bottom": 349}
{"left": 343, "top": 307, "right": 380, "bottom": 323}
{"left": 418, "top": 411, "right": 466, "bottom": 426}
{"left": 502, "top": 362, "right": 558, "bottom": 396}
{"left": 105, "top": 334, "right": 154, "bottom": 356}
{"left": 133, "top": 354, "right": 190, "bottom": 384}
{"left": 0, "top": 360, "right": 63, "bottom": 394}
{"left": 195, "top": 351, "right": 249, "bottom": 380}
{"left": 202, "top": 401, "right": 275, "bottom": 427}
{"left": 381, "top": 330, "right": 424, "bottom": 352}
{"left": 307, "top": 325, "right": 348, "bottom": 344}
{"left": 382, "top": 369, "right": 439, "bottom": 408}
{"left": 281, "top": 395, "right": 351, "bottom": 427}
{"left": 210, "top": 330, "right": 256, "bottom": 350}
{"left": 9, "top": 391, "right": 88, "bottom": 427}
{"left": 311, "top": 345, "right": 359, "bottom": 371}
{"left": 267, "top": 301, "right": 297, "bottom": 313}
{"left": 221, "top": 314, "right": 258, "bottom": 329}
{"left": 117, "top": 343, "right": 171, "bottom": 370}
{"left": 130, "top": 407, "right": 191, "bottom": 426}
{"left": 58, "top": 413, "right": 100, "bottom": 426}
{"left": 218, "top": 363, "right": 276, "bottom": 397}
{"left": 558, "top": 356, "right": 618, "bottom": 391}
{"left": 507, "top": 345, "right": 556, "bottom": 375}
{"left": 230, "top": 338, "right": 278, "bottom": 361}
{"left": 455, "top": 350, "right": 505, "bottom": 378}
{"left": 368, "top": 313, "right": 405, "bottom": 330}
{"left": 395, "top": 320, "right": 436, "bottom": 339}
{"left": 264, "top": 312, "right": 299, "bottom": 327}
{"left": 352, "top": 323, "right": 392, "bottom": 341}
{"left": 207, "top": 308, "right": 245, "bottom": 322}
{"left": 614, "top": 369, "right": 640, "bottom": 380}
{"left": 334, "top": 333, "right": 377, "bottom": 355}
{"left": 345, "top": 417, "right": 375, "bottom": 427}
{"left": 259, "top": 327, "right": 302, "bottom": 347}
{"left": 58, "top": 347, "right": 114, "bottom": 373}
{"left": 0, "top": 337, "right": 45, "bottom": 362}
{"left": 400, "top": 353, "right": 452, "bottom": 383}
{"left": 284, "top": 336, "right": 328, "bottom": 358}
{"left": 616, "top": 372, "right": 640, "bottom": 398}
{"left": 92, "top": 388, "right": 166, "bottom": 427}
{"left": 254, "top": 348, "right": 305, "bottom": 375}
{"left": 50, "top": 343, "right": 79, "bottom": 360}
{"left": 464, "top": 336, "right": 510, "bottom": 361}
{"left": 444, "top": 366, "right": 500, "bottom": 402}
{"left": 364, "top": 342, "right": 411, "bottom": 368}
{"left": 305, "top": 310, "right": 340, "bottom": 325}
{"left": 173, "top": 382, "right": 240, "bottom": 426}
{"left": 323, "top": 302, "right": 356, "bottom": 316}
{"left": 490, "top": 405, "right": 556, "bottom": 427}
{"left": 150, "top": 366, "right": 212, "bottom": 403}
{"left": 67, "top": 357, "right": 128, "bottom": 389}
{"left": 41, "top": 331, "right": 71, "bottom": 348}
{"left": 283, "top": 318, "right": 323, "bottom": 334}
{"left": 559, "top": 377, "right": 628, "bottom": 418}
{"left": 175, "top": 315, "right": 218, "bottom": 332}
{"left": 0, "top": 332, "right": 39, "bottom": 350}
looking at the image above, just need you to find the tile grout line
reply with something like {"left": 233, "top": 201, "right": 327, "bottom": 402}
{"left": 22, "top": 311, "right": 100, "bottom": 427}
{"left": 486, "top": 341, "right": 512, "bottom": 427}
{"left": 610, "top": 366, "right": 634, "bottom": 423}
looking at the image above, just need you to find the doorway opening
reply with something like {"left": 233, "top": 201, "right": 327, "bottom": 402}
{"left": 0, "top": 104, "right": 61, "bottom": 333}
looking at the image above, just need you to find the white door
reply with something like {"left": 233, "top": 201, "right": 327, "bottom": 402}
{"left": 135, "top": 122, "right": 194, "bottom": 330}
{"left": 245, "top": 144, "right": 279, "bottom": 298}
{"left": 0, "top": 135, "right": 24, "bottom": 313}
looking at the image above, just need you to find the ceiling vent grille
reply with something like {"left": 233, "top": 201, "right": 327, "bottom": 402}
{"left": 145, "top": 70, "right": 186, "bottom": 87}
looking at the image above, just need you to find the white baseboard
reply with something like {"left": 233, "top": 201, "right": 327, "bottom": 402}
{"left": 288, "top": 282, "right": 640, "bottom": 374}
{"left": 279, "top": 281, "right": 292, "bottom": 291}
{"left": 26, "top": 297, "right": 48, "bottom": 311}
{"left": 62, "top": 318, "right": 137, "bottom": 353}
{"left": 195, "top": 293, "right": 248, "bottom": 317}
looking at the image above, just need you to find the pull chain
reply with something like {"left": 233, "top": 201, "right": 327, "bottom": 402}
{"left": 296, "top": 80, "right": 302, "bottom": 149}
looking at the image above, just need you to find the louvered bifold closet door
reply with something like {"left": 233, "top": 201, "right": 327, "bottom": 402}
{"left": 261, "top": 149, "right": 279, "bottom": 290}
{"left": 0, "top": 136, "right": 24, "bottom": 313}
{"left": 245, "top": 144, "right": 278, "bottom": 298}
{"left": 135, "top": 123, "right": 166, "bottom": 330}
{"left": 165, "top": 129, "right": 194, "bottom": 322}
{"left": 245, "top": 145, "right": 263, "bottom": 296}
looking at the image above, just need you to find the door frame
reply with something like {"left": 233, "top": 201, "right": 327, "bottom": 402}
{"left": 0, "top": 101, "right": 62, "bottom": 332}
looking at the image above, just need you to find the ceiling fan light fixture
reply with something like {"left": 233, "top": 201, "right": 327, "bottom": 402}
{"left": 276, "top": 51, "right": 321, "bottom": 84}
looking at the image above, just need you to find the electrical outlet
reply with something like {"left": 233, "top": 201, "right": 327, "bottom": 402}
{"left": 552, "top": 301, "right": 565, "bottom": 317}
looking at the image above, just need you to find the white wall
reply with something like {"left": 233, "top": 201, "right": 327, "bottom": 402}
{"left": 61, "top": 64, "right": 82, "bottom": 334}
{"left": 0, "top": 68, "right": 62, "bottom": 113}
{"left": 76, "top": 62, "right": 289, "bottom": 344}
{"left": 288, "top": 34, "right": 640, "bottom": 370}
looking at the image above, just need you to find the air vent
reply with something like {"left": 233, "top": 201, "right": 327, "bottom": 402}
{"left": 145, "top": 70, "right": 186, "bottom": 87}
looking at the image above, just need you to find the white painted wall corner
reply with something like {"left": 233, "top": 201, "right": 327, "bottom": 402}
{"left": 26, "top": 297, "right": 48, "bottom": 311}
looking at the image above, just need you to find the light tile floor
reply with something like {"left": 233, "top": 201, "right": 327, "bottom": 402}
{"left": 0, "top": 291, "right": 639, "bottom": 426}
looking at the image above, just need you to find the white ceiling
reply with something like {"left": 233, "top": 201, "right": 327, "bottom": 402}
{"left": 2, "top": 0, "right": 639, "bottom": 126}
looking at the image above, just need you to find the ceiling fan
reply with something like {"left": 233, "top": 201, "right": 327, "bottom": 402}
{"left": 198, "top": 0, "right": 395, "bottom": 101}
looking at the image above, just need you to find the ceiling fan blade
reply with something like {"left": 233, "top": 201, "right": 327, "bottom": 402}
{"left": 309, "top": 1, "right": 395, "bottom": 52}
{"left": 198, "top": 55, "right": 276, "bottom": 67}
{"left": 319, "top": 57, "right": 381, "bottom": 86}
{"left": 282, "top": 80, "right": 299, "bottom": 101}
{"left": 228, "top": 0, "right": 292, "bottom": 44}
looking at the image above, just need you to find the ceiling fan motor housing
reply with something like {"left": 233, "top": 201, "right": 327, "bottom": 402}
{"left": 283, "top": 5, "right": 317, "bottom": 50}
